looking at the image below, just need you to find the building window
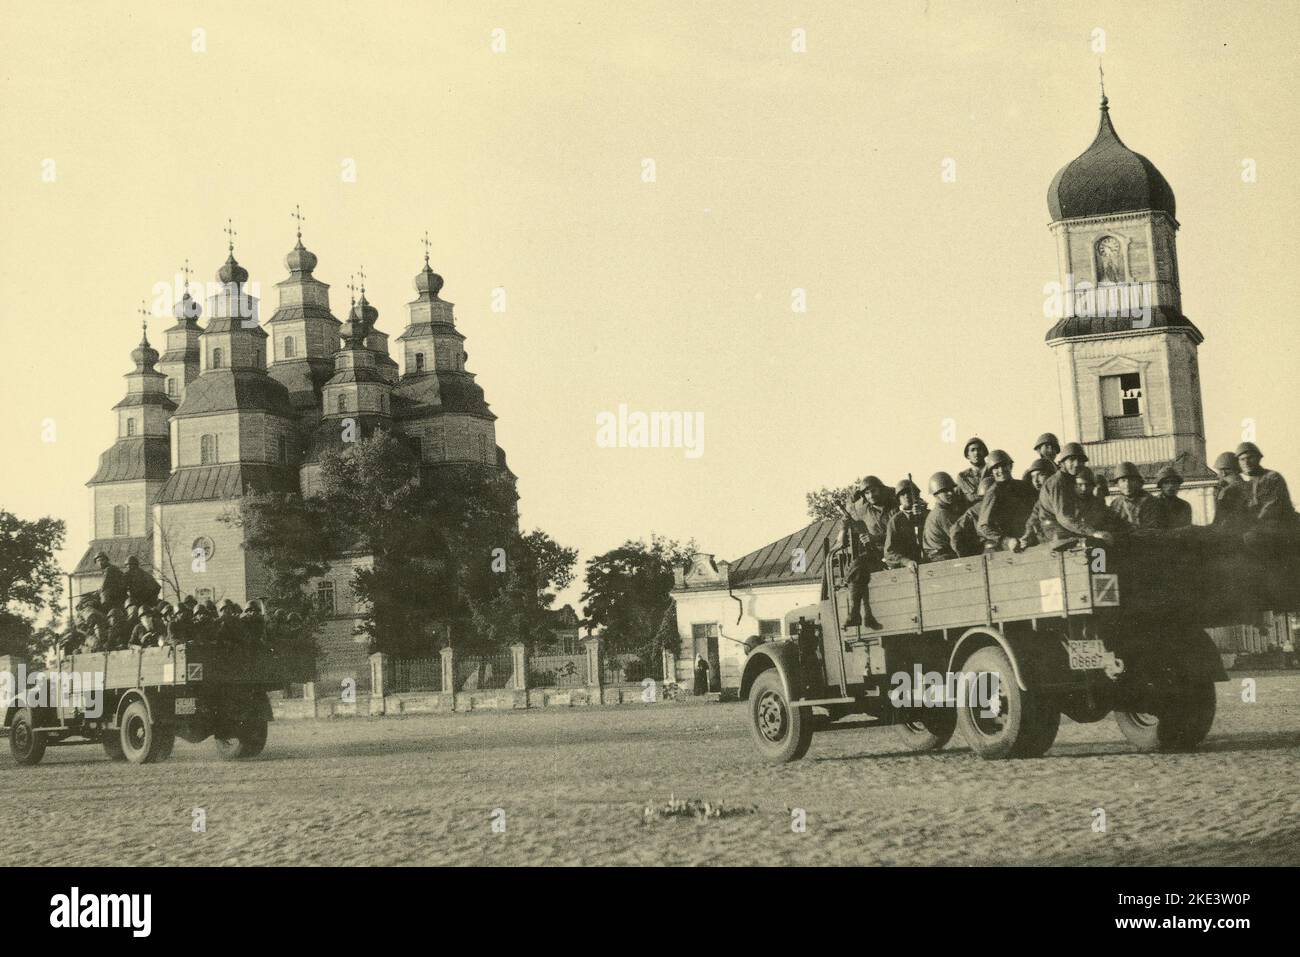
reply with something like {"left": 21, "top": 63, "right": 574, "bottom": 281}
{"left": 200, "top": 433, "right": 218, "bottom": 464}
{"left": 758, "top": 619, "right": 783, "bottom": 641}
{"left": 113, "top": 505, "right": 128, "bottom": 536}
{"left": 166, "top": 377, "right": 177, "bottom": 397}
{"left": 316, "top": 581, "right": 336, "bottom": 615}
{"left": 1102, "top": 372, "right": 1144, "bottom": 438}
{"left": 337, "top": 395, "right": 348, "bottom": 413}
{"left": 414, "top": 352, "right": 425, "bottom": 373}
{"left": 125, "top": 418, "right": 136, "bottom": 437}
{"left": 211, "top": 348, "right": 223, "bottom": 369}
{"left": 283, "top": 336, "right": 295, "bottom": 359}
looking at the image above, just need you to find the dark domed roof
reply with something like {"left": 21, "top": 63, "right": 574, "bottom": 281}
{"left": 286, "top": 239, "right": 318, "bottom": 276}
{"left": 415, "top": 263, "right": 444, "bottom": 298}
{"left": 1048, "top": 97, "right": 1176, "bottom": 222}
{"left": 173, "top": 290, "right": 202, "bottom": 323}
{"left": 218, "top": 252, "right": 249, "bottom": 285}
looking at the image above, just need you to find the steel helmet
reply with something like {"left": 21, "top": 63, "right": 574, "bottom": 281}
{"left": 1213, "top": 451, "right": 1240, "bottom": 472}
{"left": 1057, "top": 442, "right": 1088, "bottom": 464}
{"left": 1026, "top": 457, "right": 1055, "bottom": 476}
{"left": 1155, "top": 465, "right": 1183, "bottom": 485}
{"left": 1076, "top": 465, "right": 1096, "bottom": 484}
{"left": 986, "top": 449, "right": 1014, "bottom": 469}
{"left": 1114, "top": 461, "right": 1144, "bottom": 481}
{"left": 895, "top": 478, "right": 921, "bottom": 498}
{"left": 963, "top": 437, "right": 988, "bottom": 457}
{"left": 1033, "top": 432, "right": 1060, "bottom": 452}
{"left": 860, "top": 475, "right": 885, "bottom": 491}
{"left": 1235, "top": 441, "right": 1262, "bottom": 458}
{"left": 928, "top": 471, "right": 958, "bottom": 495}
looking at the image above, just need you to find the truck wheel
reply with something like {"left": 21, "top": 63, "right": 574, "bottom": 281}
{"left": 1117, "top": 683, "right": 1217, "bottom": 752}
{"left": 748, "top": 670, "right": 813, "bottom": 763}
{"left": 119, "top": 699, "right": 171, "bottom": 764}
{"left": 894, "top": 709, "right": 956, "bottom": 751}
{"left": 1062, "top": 696, "right": 1111, "bottom": 724}
{"left": 102, "top": 733, "right": 127, "bottom": 762}
{"left": 9, "top": 709, "right": 47, "bottom": 766}
{"left": 955, "top": 645, "right": 1060, "bottom": 760}
{"left": 214, "top": 718, "right": 268, "bottom": 760}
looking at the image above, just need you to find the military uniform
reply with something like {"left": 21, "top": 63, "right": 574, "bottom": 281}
{"left": 99, "top": 561, "right": 128, "bottom": 609}
{"left": 977, "top": 478, "right": 1037, "bottom": 550}
{"left": 1211, "top": 475, "right": 1250, "bottom": 534}
{"left": 1111, "top": 491, "right": 1159, "bottom": 529}
{"left": 922, "top": 501, "right": 964, "bottom": 561}
{"left": 1151, "top": 494, "right": 1193, "bottom": 529}
{"left": 1037, "top": 470, "right": 1112, "bottom": 540}
{"left": 124, "top": 561, "right": 161, "bottom": 606}
{"left": 1242, "top": 469, "right": 1296, "bottom": 531}
{"left": 948, "top": 506, "right": 984, "bottom": 558}
{"left": 883, "top": 507, "right": 923, "bottom": 568}
{"left": 957, "top": 464, "right": 987, "bottom": 505}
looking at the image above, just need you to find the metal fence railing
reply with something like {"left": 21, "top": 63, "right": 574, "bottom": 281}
{"left": 394, "top": 657, "right": 443, "bottom": 693}
{"left": 528, "top": 653, "right": 588, "bottom": 689}
{"left": 455, "top": 653, "right": 514, "bottom": 691}
{"left": 601, "top": 653, "right": 661, "bottom": 686}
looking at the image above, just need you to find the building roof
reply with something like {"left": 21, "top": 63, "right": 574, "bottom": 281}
{"left": 1091, "top": 453, "right": 1217, "bottom": 484}
{"left": 1048, "top": 98, "right": 1176, "bottom": 222}
{"left": 727, "top": 519, "right": 838, "bottom": 589}
{"left": 155, "top": 463, "right": 300, "bottom": 504}
{"left": 173, "top": 369, "right": 297, "bottom": 418}
{"left": 87, "top": 437, "right": 172, "bottom": 485}
{"left": 73, "top": 536, "right": 152, "bottom": 576}
{"left": 395, "top": 370, "right": 495, "bottom": 419}
{"left": 1045, "top": 305, "right": 1204, "bottom": 343}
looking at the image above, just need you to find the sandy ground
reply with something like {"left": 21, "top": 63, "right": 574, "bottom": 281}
{"left": 3, "top": 674, "right": 1299, "bottom": 866}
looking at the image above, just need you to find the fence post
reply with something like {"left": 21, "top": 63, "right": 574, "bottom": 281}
{"left": 303, "top": 681, "right": 316, "bottom": 701}
{"left": 661, "top": 648, "right": 675, "bottom": 685}
{"left": 510, "top": 643, "right": 528, "bottom": 691}
{"left": 583, "top": 636, "right": 603, "bottom": 701}
{"left": 369, "top": 652, "right": 388, "bottom": 715}
{"left": 440, "top": 647, "right": 455, "bottom": 699}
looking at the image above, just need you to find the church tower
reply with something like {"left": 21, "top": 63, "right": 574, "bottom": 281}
{"left": 71, "top": 314, "right": 176, "bottom": 600}
{"left": 1045, "top": 89, "right": 1215, "bottom": 521}
{"left": 156, "top": 268, "right": 203, "bottom": 406}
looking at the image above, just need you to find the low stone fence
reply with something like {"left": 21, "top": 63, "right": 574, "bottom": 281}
{"left": 270, "top": 640, "right": 685, "bottom": 721}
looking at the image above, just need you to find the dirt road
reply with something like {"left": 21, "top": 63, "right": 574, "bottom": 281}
{"left": 4, "top": 674, "right": 1299, "bottom": 866}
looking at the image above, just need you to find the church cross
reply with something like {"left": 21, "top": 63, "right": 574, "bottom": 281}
{"left": 357, "top": 265, "right": 367, "bottom": 297}
{"left": 421, "top": 230, "right": 431, "bottom": 265}
{"left": 292, "top": 204, "right": 305, "bottom": 240}
{"left": 224, "top": 218, "right": 237, "bottom": 253}
{"left": 137, "top": 300, "right": 150, "bottom": 338}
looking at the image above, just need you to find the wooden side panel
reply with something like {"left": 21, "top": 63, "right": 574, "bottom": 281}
{"left": 917, "top": 558, "right": 989, "bottom": 630}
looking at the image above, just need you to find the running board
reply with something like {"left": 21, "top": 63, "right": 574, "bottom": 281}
{"left": 789, "top": 696, "right": 856, "bottom": 707}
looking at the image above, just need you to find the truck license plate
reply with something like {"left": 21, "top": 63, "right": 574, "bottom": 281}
{"left": 174, "top": 698, "right": 197, "bottom": 716}
{"left": 1067, "top": 639, "right": 1106, "bottom": 671}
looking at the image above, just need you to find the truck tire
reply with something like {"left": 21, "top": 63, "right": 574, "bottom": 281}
{"left": 748, "top": 670, "right": 813, "bottom": 763}
{"left": 102, "top": 733, "right": 127, "bottom": 762}
{"left": 955, "top": 645, "right": 1060, "bottom": 760}
{"left": 894, "top": 709, "right": 956, "bottom": 751}
{"left": 9, "top": 709, "right": 47, "bottom": 766}
{"left": 119, "top": 699, "right": 172, "bottom": 764}
{"left": 1116, "top": 682, "right": 1217, "bottom": 752}
{"left": 214, "top": 718, "right": 268, "bottom": 760}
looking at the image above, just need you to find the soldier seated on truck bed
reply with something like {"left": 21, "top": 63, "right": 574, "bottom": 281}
{"left": 1110, "top": 461, "right": 1159, "bottom": 529}
{"left": 1151, "top": 466, "right": 1193, "bottom": 529}
{"left": 1035, "top": 443, "right": 1118, "bottom": 545}
{"left": 977, "top": 450, "right": 1038, "bottom": 551}
{"left": 922, "top": 472, "right": 965, "bottom": 561}
{"left": 886, "top": 479, "right": 927, "bottom": 568}
{"left": 840, "top": 476, "right": 890, "bottom": 629}
{"left": 949, "top": 475, "right": 997, "bottom": 557}
{"left": 1017, "top": 458, "right": 1057, "bottom": 549}
{"left": 1211, "top": 451, "right": 1250, "bottom": 535}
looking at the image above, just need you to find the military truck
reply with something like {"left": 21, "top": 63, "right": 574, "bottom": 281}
{"left": 741, "top": 530, "right": 1299, "bottom": 762}
{"left": 3, "top": 642, "right": 296, "bottom": 766}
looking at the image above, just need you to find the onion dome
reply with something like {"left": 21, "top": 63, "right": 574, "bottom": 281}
{"left": 285, "top": 238, "right": 318, "bottom": 276}
{"left": 1047, "top": 95, "right": 1176, "bottom": 222}
{"left": 415, "top": 262, "right": 444, "bottom": 299}
{"left": 217, "top": 251, "right": 249, "bottom": 285}
{"left": 131, "top": 331, "right": 160, "bottom": 373}
{"left": 343, "top": 293, "right": 379, "bottom": 346}
{"left": 173, "top": 289, "right": 202, "bottom": 322}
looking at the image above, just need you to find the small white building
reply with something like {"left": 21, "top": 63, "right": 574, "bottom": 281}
{"left": 671, "top": 519, "right": 837, "bottom": 696}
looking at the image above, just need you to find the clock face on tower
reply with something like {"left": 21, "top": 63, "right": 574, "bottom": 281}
{"left": 192, "top": 536, "right": 215, "bottom": 562}
{"left": 1096, "top": 236, "right": 1124, "bottom": 283}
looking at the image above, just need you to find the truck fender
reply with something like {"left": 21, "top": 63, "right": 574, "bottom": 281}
{"left": 1176, "top": 630, "right": 1230, "bottom": 683}
{"left": 738, "top": 643, "right": 802, "bottom": 702}
{"left": 114, "top": 689, "right": 151, "bottom": 728}
{"left": 947, "top": 626, "right": 1029, "bottom": 692}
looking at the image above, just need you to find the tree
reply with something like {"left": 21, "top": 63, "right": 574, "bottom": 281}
{"left": 469, "top": 529, "right": 578, "bottom": 650}
{"left": 580, "top": 535, "right": 694, "bottom": 664}
{"left": 805, "top": 482, "right": 857, "bottom": 522}
{"left": 0, "top": 510, "right": 66, "bottom": 661}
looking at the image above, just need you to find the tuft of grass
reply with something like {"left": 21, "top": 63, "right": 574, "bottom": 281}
{"left": 642, "top": 793, "right": 757, "bottom": 823}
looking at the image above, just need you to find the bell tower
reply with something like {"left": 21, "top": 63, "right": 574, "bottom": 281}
{"left": 1045, "top": 89, "right": 1215, "bottom": 521}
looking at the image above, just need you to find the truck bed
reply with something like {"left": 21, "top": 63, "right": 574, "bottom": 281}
{"left": 55, "top": 643, "right": 294, "bottom": 690}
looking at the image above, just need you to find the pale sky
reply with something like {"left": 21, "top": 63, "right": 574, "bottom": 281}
{"left": 2, "top": 1, "right": 1298, "bottom": 610}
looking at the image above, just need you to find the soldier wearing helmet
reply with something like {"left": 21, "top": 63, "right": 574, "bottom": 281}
{"left": 1033, "top": 433, "right": 1061, "bottom": 464}
{"left": 957, "top": 437, "right": 989, "bottom": 505}
{"left": 976, "top": 450, "right": 1038, "bottom": 551}
{"left": 1235, "top": 442, "right": 1296, "bottom": 534}
{"left": 883, "top": 478, "right": 926, "bottom": 568}
{"left": 1109, "top": 461, "right": 1158, "bottom": 529}
{"left": 94, "top": 552, "right": 128, "bottom": 610}
{"left": 1150, "top": 466, "right": 1193, "bottom": 529}
{"left": 838, "top": 475, "right": 892, "bottom": 629}
{"left": 1016, "top": 458, "right": 1057, "bottom": 548}
{"left": 950, "top": 475, "right": 997, "bottom": 557}
{"left": 1036, "top": 443, "right": 1117, "bottom": 544}
{"left": 922, "top": 472, "right": 964, "bottom": 561}
{"left": 1210, "top": 451, "right": 1248, "bottom": 533}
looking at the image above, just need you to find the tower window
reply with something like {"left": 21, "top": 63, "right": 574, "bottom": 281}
{"left": 125, "top": 418, "right": 136, "bottom": 437}
{"left": 316, "top": 580, "right": 336, "bottom": 615}
{"left": 337, "top": 395, "right": 348, "bottom": 413}
{"left": 1102, "top": 372, "right": 1144, "bottom": 438}
{"left": 166, "top": 377, "right": 177, "bottom": 397}
{"left": 113, "top": 505, "right": 128, "bottom": 536}
{"left": 211, "top": 348, "right": 223, "bottom": 369}
{"left": 200, "top": 433, "right": 219, "bottom": 464}
{"left": 283, "top": 336, "right": 295, "bottom": 359}
{"left": 414, "top": 352, "right": 425, "bottom": 373}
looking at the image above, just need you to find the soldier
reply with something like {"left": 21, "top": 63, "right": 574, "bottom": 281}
{"left": 1017, "top": 458, "right": 1057, "bottom": 549}
{"left": 1037, "top": 443, "right": 1117, "bottom": 543}
{"left": 1077, "top": 467, "right": 1129, "bottom": 535}
{"left": 950, "top": 475, "right": 997, "bottom": 557}
{"left": 1110, "top": 462, "right": 1159, "bottom": 528}
{"left": 884, "top": 479, "right": 926, "bottom": 568}
{"left": 957, "top": 437, "right": 989, "bottom": 504}
{"left": 1235, "top": 442, "right": 1296, "bottom": 533}
{"left": 1151, "top": 466, "right": 1193, "bottom": 529}
{"left": 124, "top": 556, "right": 162, "bottom": 607}
{"left": 977, "top": 450, "right": 1038, "bottom": 551}
{"left": 94, "top": 552, "right": 128, "bottom": 610}
{"left": 104, "top": 607, "right": 131, "bottom": 651}
{"left": 839, "top": 476, "right": 891, "bottom": 629}
{"left": 218, "top": 599, "right": 244, "bottom": 644}
{"left": 1032, "top": 433, "right": 1061, "bottom": 467}
{"left": 1211, "top": 451, "right": 1249, "bottom": 533}
{"left": 242, "top": 600, "right": 267, "bottom": 646}
{"left": 922, "top": 472, "right": 965, "bottom": 561}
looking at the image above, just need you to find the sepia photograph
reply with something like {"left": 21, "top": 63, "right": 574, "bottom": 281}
{"left": 0, "top": 0, "right": 1296, "bottom": 934}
